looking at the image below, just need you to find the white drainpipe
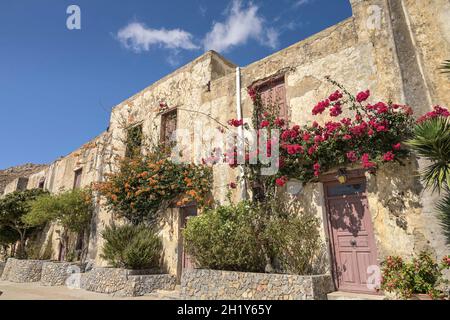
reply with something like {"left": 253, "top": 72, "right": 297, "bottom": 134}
{"left": 235, "top": 67, "right": 247, "bottom": 200}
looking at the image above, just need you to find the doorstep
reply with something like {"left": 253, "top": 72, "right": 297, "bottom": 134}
{"left": 327, "top": 291, "right": 386, "bottom": 300}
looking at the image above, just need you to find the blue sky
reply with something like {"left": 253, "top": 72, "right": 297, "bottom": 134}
{"left": 0, "top": 0, "right": 352, "bottom": 169}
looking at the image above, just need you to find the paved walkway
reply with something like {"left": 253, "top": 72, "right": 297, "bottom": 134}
{"left": 0, "top": 281, "right": 180, "bottom": 300}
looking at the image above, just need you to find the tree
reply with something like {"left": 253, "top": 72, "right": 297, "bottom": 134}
{"left": 0, "top": 189, "right": 48, "bottom": 258}
{"left": 24, "top": 188, "right": 93, "bottom": 261}
{"left": 0, "top": 225, "right": 20, "bottom": 258}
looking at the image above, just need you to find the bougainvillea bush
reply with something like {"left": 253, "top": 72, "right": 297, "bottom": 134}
{"left": 245, "top": 78, "right": 416, "bottom": 187}
{"left": 94, "top": 146, "right": 212, "bottom": 225}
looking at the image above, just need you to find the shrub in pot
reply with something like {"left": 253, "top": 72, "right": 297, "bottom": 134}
{"left": 381, "top": 252, "right": 450, "bottom": 300}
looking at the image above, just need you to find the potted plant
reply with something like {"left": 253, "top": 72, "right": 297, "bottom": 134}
{"left": 381, "top": 252, "right": 450, "bottom": 300}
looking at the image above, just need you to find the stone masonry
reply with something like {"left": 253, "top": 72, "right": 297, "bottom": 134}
{"left": 0, "top": 258, "right": 44, "bottom": 283}
{"left": 181, "top": 269, "right": 334, "bottom": 300}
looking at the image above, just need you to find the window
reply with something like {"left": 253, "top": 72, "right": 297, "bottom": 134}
{"left": 160, "top": 108, "right": 178, "bottom": 146}
{"left": 258, "top": 77, "right": 288, "bottom": 122}
{"left": 125, "top": 124, "right": 143, "bottom": 158}
{"left": 73, "top": 168, "right": 82, "bottom": 189}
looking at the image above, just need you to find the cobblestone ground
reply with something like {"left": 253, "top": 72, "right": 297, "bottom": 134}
{"left": 0, "top": 281, "right": 181, "bottom": 300}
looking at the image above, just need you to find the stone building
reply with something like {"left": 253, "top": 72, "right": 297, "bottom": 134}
{"left": 3, "top": 0, "right": 449, "bottom": 294}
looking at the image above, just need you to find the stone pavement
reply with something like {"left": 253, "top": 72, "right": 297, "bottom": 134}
{"left": 0, "top": 281, "right": 181, "bottom": 300}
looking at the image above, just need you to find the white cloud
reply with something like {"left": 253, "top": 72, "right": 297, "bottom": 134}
{"left": 203, "top": 0, "right": 279, "bottom": 52}
{"left": 293, "top": 0, "right": 313, "bottom": 8}
{"left": 117, "top": 22, "right": 199, "bottom": 52}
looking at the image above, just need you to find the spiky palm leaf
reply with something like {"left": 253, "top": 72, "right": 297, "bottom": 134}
{"left": 436, "top": 191, "right": 450, "bottom": 244}
{"left": 441, "top": 60, "right": 450, "bottom": 74}
{"left": 406, "top": 117, "right": 450, "bottom": 192}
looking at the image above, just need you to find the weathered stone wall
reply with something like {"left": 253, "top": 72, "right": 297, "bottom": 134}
{"left": 80, "top": 267, "right": 176, "bottom": 297}
{"left": 0, "top": 258, "right": 44, "bottom": 283}
{"left": 0, "top": 163, "right": 48, "bottom": 195}
{"left": 5, "top": 0, "right": 448, "bottom": 281}
{"left": 40, "top": 261, "right": 82, "bottom": 286}
{"left": 181, "top": 269, "right": 334, "bottom": 300}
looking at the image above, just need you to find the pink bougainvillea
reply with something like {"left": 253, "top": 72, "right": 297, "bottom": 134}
{"left": 417, "top": 106, "right": 450, "bottom": 123}
{"left": 219, "top": 79, "right": 447, "bottom": 188}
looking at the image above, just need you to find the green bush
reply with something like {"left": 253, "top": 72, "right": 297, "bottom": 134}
{"left": 101, "top": 224, "right": 162, "bottom": 270}
{"left": 265, "top": 210, "right": 327, "bottom": 275}
{"left": 184, "top": 199, "right": 327, "bottom": 275}
{"left": 381, "top": 252, "right": 450, "bottom": 299}
{"left": 183, "top": 201, "right": 265, "bottom": 272}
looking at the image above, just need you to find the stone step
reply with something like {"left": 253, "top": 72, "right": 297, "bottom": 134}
{"left": 327, "top": 291, "right": 386, "bottom": 300}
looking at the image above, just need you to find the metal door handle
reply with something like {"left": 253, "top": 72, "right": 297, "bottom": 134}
{"left": 350, "top": 240, "right": 357, "bottom": 247}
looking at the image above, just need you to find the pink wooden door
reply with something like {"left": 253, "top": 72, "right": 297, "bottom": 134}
{"left": 325, "top": 179, "right": 378, "bottom": 293}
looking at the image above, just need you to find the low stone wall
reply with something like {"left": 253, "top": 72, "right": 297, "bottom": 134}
{"left": 80, "top": 267, "right": 176, "bottom": 297}
{"left": 0, "top": 258, "right": 44, "bottom": 283}
{"left": 40, "top": 262, "right": 82, "bottom": 286}
{"left": 181, "top": 269, "right": 334, "bottom": 300}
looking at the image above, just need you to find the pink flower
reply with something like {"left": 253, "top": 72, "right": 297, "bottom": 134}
{"left": 330, "top": 103, "right": 343, "bottom": 117}
{"left": 287, "top": 144, "right": 303, "bottom": 155}
{"left": 303, "top": 133, "right": 311, "bottom": 142}
{"left": 276, "top": 176, "right": 288, "bottom": 187}
{"left": 312, "top": 121, "right": 319, "bottom": 128}
{"left": 313, "top": 163, "right": 321, "bottom": 177}
{"left": 375, "top": 102, "right": 389, "bottom": 114}
{"left": 229, "top": 182, "right": 237, "bottom": 189}
{"left": 329, "top": 90, "right": 343, "bottom": 102}
{"left": 393, "top": 143, "right": 401, "bottom": 151}
{"left": 260, "top": 120, "right": 270, "bottom": 128}
{"left": 346, "top": 151, "right": 358, "bottom": 162}
{"left": 417, "top": 106, "right": 450, "bottom": 123}
{"left": 248, "top": 87, "right": 257, "bottom": 102}
{"left": 314, "top": 135, "right": 323, "bottom": 144}
{"left": 312, "top": 99, "right": 330, "bottom": 115}
{"left": 383, "top": 151, "right": 395, "bottom": 162}
{"left": 368, "top": 129, "right": 374, "bottom": 136}
{"left": 292, "top": 125, "right": 300, "bottom": 131}
{"left": 290, "top": 130, "right": 299, "bottom": 139}
{"left": 361, "top": 153, "right": 376, "bottom": 168}
{"left": 281, "top": 130, "right": 291, "bottom": 141}
{"left": 343, "top": 134, "right": 352, "bottom": 140}
{"left": 308, "top": 146, "right": 317, "bottom": 155}
{"left": 228, "top": 119, "right": 244, "bottom": 127}
{"left": 275, "top": 118, "right": 285, "bottom": 127}
{"left": 341, "top": 118, "right": 352, "bottom": 126}
{"left": 356, "top": 90, "right": 370, "bottom": 103}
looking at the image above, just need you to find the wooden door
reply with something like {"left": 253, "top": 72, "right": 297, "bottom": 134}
{"left": 325, "top": 178, "right": 378, "bottom": 293}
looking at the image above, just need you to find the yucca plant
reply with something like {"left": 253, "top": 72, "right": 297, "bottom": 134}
{"left": 407, "top": 117, "right": 450, "bottom": 192}
{"left": 441, "top": 60, "right": 450, "bottom": 74}
{"left": 407, "top": 117, "right": 450, "bottom": 244}
{"left": 436, "top": 193, "right": 450, "bottom": 243}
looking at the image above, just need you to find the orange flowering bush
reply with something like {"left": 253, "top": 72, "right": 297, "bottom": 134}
{"left": 94, "top": 148, "right": 212, "bottom": 225}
